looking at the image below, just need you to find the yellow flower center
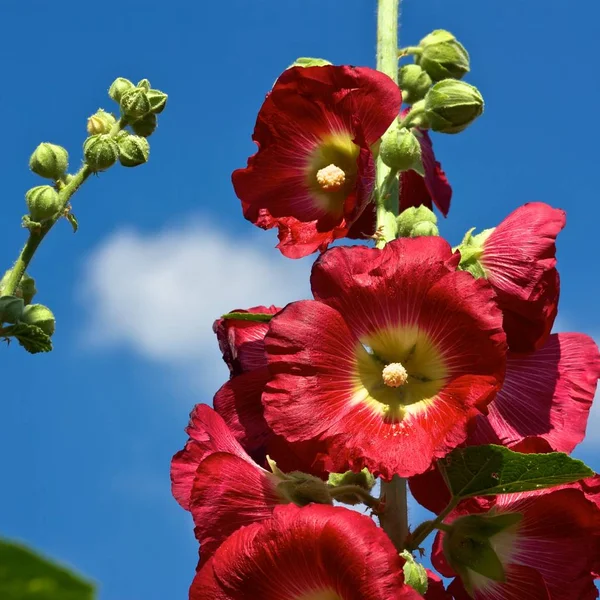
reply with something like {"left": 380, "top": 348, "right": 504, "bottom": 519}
{"left": 316, "top": 164, "right": 346, "bottom": 192}
{"left": 381, "top": 362, "right": 409, "bottom": 387}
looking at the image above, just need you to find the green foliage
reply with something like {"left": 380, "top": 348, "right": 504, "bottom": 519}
{"left": 2, "top": 322, "right": 52, "bottom": 353}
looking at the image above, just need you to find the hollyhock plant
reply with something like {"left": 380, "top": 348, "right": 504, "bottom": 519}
{"left": 261, "top": 236, "right": 507, "bottom": 479}
{"left": 431, "top": 480, "right": 600, "bottom": 600}
{"left": 190, "top": 504, "right": 422, "bottom": 600}
{"left": 458, "top": 202, "right": 566, "bottom": 353}
{"left": 232, "top": 64, "right": 402, "bottom": 258}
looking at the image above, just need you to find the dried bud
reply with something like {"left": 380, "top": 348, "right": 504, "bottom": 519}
{"left": 108, "top": 77, "right": 134, "bottom": 103}
{"left": 83, "top": 135, "right": 119, "bottom": 172}
{"left": 136, "top": 78, "right": 151, "bottom": 92}
{"left": 21, "top": 303, "right": 56, "bottom": 336}
{"left": 119, "top": 89, "right": 151, "bottom": 120}
{"left": 87, "top": 109, "right": 117, "bottom": 135}
{"left": 396, "top": 205, "right": 439, "bottom": 238}
{"left": 424, "top": 79, "right": 484, "bottom": 134}
{"left": 380, "top": 126, "right": 424, "bottom": 174}
{"left": 416, "top": 30, "right": 470, "bottom": 81}
{"left": 117, "top": 135, "right": 149, "bottom": 167}
{"left": 146, "top": 89, "right": 168, "bottom": 114}
{"left": 29, "top": 143, "right": 69, "bottom": 180}
{"left": 398, "top": 64, "right": 432, "bottom": 105}
{"left": 25, "top": 185, "right": 61, "bottom": 221}
{"left": 289, "top": 57, "right": 332, "bottom": 68}
{"left": 130, "top": 113, "right": 157, "bottom": 137}
{"left": 0, "top": 296, "right": 25, "bottom": 324}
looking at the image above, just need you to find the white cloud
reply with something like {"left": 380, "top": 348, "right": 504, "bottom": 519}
{"left": 80, "top": 217, "right": 313, "bottom": 392}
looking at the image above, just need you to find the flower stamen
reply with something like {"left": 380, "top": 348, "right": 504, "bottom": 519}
{"left": 316, "top": 164, "right": 346, "bottom": 191}
{"left": 381, "top": 362, "right": 409, "bottom": 388}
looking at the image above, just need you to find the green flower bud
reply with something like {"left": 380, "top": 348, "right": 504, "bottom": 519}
{"left": 424, "top": 79, "right": 484, "bottom": 134}
{"left": 83, "top": 135, "right": 119, "bottom": 172}
{"left": 0, "top": 271, "right": 37, "bottom": 305}
{"left": 87, "top": 109, "right": 117, "bottom": 135}
{"left": 136, "top": 78, "right": 151, "bottom": 91}
{"left": 117, "top": 135, "right": 149, "bottom": 167}
{"left": 0, "top": 296, "right": 25, "bottom": 324}
{"left": 21, "top": 303, "right": 56, "bottom": 336}
{"left": 25, "top": 185, "right": 61, "bottom": 221}
{"left": 328, "top": 468, "right": 376, "bottom": 505}
{"left": 396, "top": 205, "right": 438, "bottom": 238}
{"left": 380, "top": 126, "right": 424, "bottom": 175}
{"left": 130, "top": 113, "right": 157, "bottom": 137}
{"left": 146, "top": 89, "right": 168, "bottom": 114}
{"left": 119, "top": 89, "right": 151, "bottom": 119}
{"left": 108, "top": 77, "right": 134, "bottom": 103}
{"left": 29, "top": 143, "right": 69, "bottom": 180}
{"left": 276, "top": 472, "right": 332, "bottom": 507}
{"left": 289, "top": 57, "right": 332, "bottom": 68}
{"left": 416, "top": 29, "right": 470, "bottom": 81}
{"left": 398, "top": 64, "right": 432, "bottom": 105}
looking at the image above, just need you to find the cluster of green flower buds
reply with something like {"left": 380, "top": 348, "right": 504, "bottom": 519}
{"left": 82, "top": 77, "right": 167, "bottom": 173}
{"left": 396, "top": 205, "right": 439, "bottom": 238}
{"left": 413, "top": 30, "right": 470, "bottom": 82}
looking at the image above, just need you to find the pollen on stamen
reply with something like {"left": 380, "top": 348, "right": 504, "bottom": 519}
{"left": 316, "top": 163, "right": 346, "bottom": 191}
{"left": 382, "top": 362, "right": 409, "bottom": 388}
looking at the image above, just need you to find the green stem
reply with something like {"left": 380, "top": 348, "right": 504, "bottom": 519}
{"left": 407, "top": 496, "right": 460, "bottom": 551}
{"left": 379, "top": 476, "right": 409, "bottom": 552}
{"left": 375, "top": 0, "right": 401, "bottom": 247}
{"left": 328, "top": 485, "right": 381, "bottom": 510}
{"left": 2, "top": 117, "right": 128, "bottom": 297}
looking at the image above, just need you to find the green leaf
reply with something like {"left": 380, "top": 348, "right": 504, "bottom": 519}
{"left": 440, "top": 444, "right": 593, "bottom": 499}
{"left": 0, "top": 539, "right": 95, "bottom": 599}
{"left": 220, "top": 312, "right": 274, "bottom": 323}
{"left": 2, "top": 322, "right": 52, "bottom": 353}
{"left": 66, "top": 213, "right": 79, "bottom": 233}
{"left": 400, "top": 551, "right": 428, "bottom": 595}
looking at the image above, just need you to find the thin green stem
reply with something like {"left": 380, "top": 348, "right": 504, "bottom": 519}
{"left": 2, "top": 118, "right": 128, "bottom": 297}
{"left": 379, "top": 476, "right": 409, "bottom": 552}
{"left": 407, "top": 496, "right": 460, "bottom": 551}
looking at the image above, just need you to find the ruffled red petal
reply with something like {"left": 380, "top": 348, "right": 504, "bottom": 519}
{"left": 190, "top": 452, "right": 283, "bottom": 565}
{"left": 170, "top": 405, "right": 253, "bottom": 510}
{"left": 425, "top": 569, "right": 452, "bottom": 600}
{"left": 213, "top": 306, "right": 280, "bottom": 375}
{"left": 190, "top": 504, "right": 421, "bottom": 600}
{"left": 481, "top": 202, "right": 565, "bottom": 352}
{"left": 474, "top": 333, "right": 600, "bottom": 452}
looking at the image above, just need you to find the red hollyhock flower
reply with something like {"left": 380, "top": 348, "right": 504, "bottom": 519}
{"left": 474, "top": 202, "right": 566, "bottom": 353}
{"left": 399, "top": 110, "right": 452, "bottom": 217}
{"left": 425, "top": 570, "right": 452, "bottom": 600}
{"left": 213, "top": 307, "right": 329, "bottom": 476}
{"left": 262, "top": 237, "right": 507, "bottom": 479}
{"left": 232, "top": 65, "right": 402, "bottom": 259}
{"left": 431, "top": 482, "right": 600, "bottom": 600}
{"left": 469, "top": 332, "right": 600, "bottom": 453}
{"left": 190, "top": 504, "right": 422, "bottom": 600}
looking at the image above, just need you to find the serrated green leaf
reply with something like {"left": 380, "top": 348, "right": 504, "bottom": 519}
{"left": 440, "top": 444, "right": 593, "bottom": 499}
{"left": 221, "top": 312, "right": 274, "bottom": 323}
{"left": 400, "top": 551, "right": 428, "bottom": 595}
{"left": 0, "top": 539, "right": 95, "bottom": 599}
{"left": 66, "top": 213, "right": 79, "bottom": 233}
{"left": 2, "top": 322, "right": 52, "bottom": 353}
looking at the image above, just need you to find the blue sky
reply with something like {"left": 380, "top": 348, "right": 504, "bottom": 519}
{"left": 0, "top": 0, "right": 598, "bottom": 598}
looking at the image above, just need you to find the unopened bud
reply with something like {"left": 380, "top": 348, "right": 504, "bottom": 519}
{"left": 398, "top": 64, "right": 432, "bottom": 105}
{"left": 117, "top": 135, "right": 149, "bottom": 167}
{"left": 0, "top": 296, "right": 25, "bottom": 324}
{"left": 0, "top": 271, "right": 37, "bottom": 305}
{"left": 416, "top": 30, "right": 470, "bottom": 81}
{"left": 29, "top": 143, "right": 69, "bottom": 180}
{"left": 87, "top": 109, "right": 117, "bottom": 135}
{"left": 21, "top": 303, "right": 56, "bottom": 336}
{"left": 120, "top": 89, "right": 151, "bottom": 119}
{"left": 146, "top": 89, "right": 168, "bottom": 114}
{"left": 289, "top": 57, "right": 332, "bottom": 68}
{"left": 108, "top": 77, "right": 134, "bottom": 103}
{"left": 424, "top": 79, "right": 484, "bottom": 134}
{"left": 131, "top": 113, "right": 157, "bottom": 137}
{"left": 277, "top": 472, "right": 332, "bottom": 507}
{"left": 25, "top": 186, "right": 61, "bottom": 221}
{"left": 328, "top": 468, "right": 376, "bottom": 505}
{"left": 380, "top": 126, "right": 424, "bottom": 174}
{"left": 397, "top": 205, "right": 438, "bottom": 238}
{"left": 136, "top": 78, "right": 151, "bottom": 91}
{"left": 83, "top": 135, "right": 119, "bottom": 172}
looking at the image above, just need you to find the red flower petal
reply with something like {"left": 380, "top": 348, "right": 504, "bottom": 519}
{"left": 263, "top": 239, "right": 506, "bottom": 478}
{"left": 213, "top": 306, "right": 280, "bottom": 375}
{"left": 481, "top": 202, "right": 565, "bottom": 352}
{"left": 190, "top": 452, "right": 283, "bottom": 565}
{"left": 170, "top": 405, "right": 252, "bottom": 510}
{"left": 425, "top": 569, "right": 452, "bottom": 600}
{"left": 474, "top": 333, "right": 600, "bottom": 452}
{"left": 190, "top": 504, "right": 421, "bottom": 600}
